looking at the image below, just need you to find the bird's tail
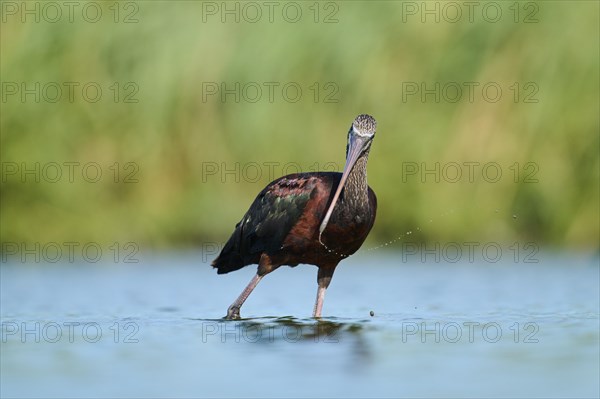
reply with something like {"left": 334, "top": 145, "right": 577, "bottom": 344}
{"left": 211, "top": 236, "right": 246, "bottom": 274}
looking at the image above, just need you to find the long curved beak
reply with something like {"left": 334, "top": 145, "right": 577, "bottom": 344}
{"left": 319, "top": 133, "right": 369, "bottom": 239}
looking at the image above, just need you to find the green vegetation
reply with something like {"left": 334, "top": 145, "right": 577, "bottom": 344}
{"left": 1, "top": 1, "right": 598, "bottom": 250}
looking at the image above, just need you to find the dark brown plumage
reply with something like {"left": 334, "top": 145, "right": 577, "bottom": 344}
{"left": 212, "top": 114, "right": 378, "bottom": 319}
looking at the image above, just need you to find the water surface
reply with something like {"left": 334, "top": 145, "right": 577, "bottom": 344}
{"left": 1, "top": 253, "right": 598, "bottom": 398}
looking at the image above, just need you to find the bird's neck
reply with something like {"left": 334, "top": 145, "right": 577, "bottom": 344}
{"left": 341, "top": 152, "right": 370, "bottom": 209}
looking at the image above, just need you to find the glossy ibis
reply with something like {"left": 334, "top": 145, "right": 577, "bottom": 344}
{"left": 212, "top": 114, "right": 377, "bottom": 319}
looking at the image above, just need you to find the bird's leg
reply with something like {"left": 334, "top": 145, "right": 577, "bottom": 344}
{"left": 226, "top": 254, "right": 276, "bottom": 319}
{"left": 226, "top": 274, "right": 263, "bottom": 320}
{"left": 313, "top": 268, "right": 334, "bottom": 318}
{"left": 313, "top": 284, "right": 327, "bottom": 318}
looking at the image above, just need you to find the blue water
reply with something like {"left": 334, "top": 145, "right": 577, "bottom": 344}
{"left": 1, "top": 252, "right": 599, "bottom": 398}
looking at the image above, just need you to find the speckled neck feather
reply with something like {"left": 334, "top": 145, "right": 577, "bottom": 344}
{"left": 339, "top": 149, "right": 370, "bottom": 213}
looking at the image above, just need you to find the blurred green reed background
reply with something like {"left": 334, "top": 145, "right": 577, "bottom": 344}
{"left": 1, "top": 1, "right": 598, "bottom": 251}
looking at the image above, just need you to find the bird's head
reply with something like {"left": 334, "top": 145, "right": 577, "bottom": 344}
{"left": 319, "top": 114, "right": 377, "bottom": 238}
{"left": 346, "top": 114, "right": 377, "bottom": 159}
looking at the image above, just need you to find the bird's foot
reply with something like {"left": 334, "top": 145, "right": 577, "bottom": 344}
{"left": 226, "top": 305, "right": 241, "bottom": 320}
